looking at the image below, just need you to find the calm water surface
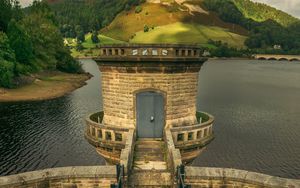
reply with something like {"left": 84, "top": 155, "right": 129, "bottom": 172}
{"left": 0, "top": 59, "right": 299, "bottom": 178}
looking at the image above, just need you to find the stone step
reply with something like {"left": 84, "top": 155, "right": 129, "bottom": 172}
{"left": 133, "top": 161, "right": 167, "bottom": 170}
{"left": 128, "top": 171, "right": 172, "bottom": 187}
{"left": 134, "top": 155, "right": 165, "bottom": 162}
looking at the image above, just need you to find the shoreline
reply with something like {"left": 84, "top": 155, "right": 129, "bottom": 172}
{"left": 0, "top": 72, "right": 92, "bottom": 103}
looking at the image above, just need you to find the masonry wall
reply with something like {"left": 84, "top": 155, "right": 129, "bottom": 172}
{"left": 185, "top": 167, "right": 300, "bottom": 188}
{"left": 101, "top": 71, "right": 199, "bottom": 128}
{"left": 0, "top": 166, "right": 117, "bottom": 188}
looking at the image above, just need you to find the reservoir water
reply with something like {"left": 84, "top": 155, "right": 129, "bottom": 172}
{"left": 0, "top": 59, "right": 299, "bottom": 178}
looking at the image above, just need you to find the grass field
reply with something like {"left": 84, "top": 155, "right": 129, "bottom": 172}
{"left": 130, "top": 22, "right": 247, "bottom": 48}
{"left": 102, "top": 2, "right": 248, "bottom": 42}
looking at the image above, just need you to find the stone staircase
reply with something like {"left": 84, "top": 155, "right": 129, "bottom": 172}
{"left": 127, "top": 139, "right": 172, "bottom": 187}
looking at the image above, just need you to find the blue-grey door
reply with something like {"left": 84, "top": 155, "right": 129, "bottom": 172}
{"left": 136, "top": 92, "right": 164, "bottom": 138}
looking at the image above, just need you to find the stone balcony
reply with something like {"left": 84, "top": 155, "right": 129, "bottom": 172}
{"left": 170, "top": 111, "right": 214, "bottom": 163}
{"left": 85, "top": 111, "right": 214, "bottom": 164}
{"left": 85, "top": 111, "right": 131, "bottom": 164}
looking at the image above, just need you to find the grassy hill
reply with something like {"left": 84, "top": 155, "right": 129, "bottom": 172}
{"left": 130, "top": 22, "right": 246, "bottom": 48}
{"left": 57, "top": 0, "right": 300, "bottom": 56}
{"left": 102, "top": 1, "right": 247, "bottom": 47}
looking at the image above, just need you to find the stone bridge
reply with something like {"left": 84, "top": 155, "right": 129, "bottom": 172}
{"left": 254, "top": 54, "right": 300, "bottom": 61}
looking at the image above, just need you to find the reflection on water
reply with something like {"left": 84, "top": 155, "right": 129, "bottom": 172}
{"left": 0, "top": 60, "right": 105, "bottom": 176}
{"left": 0, "top": 59, "right": 299, "bottom": 178}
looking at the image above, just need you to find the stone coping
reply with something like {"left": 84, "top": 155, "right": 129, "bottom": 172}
{"left": 86, "top": 112, "right": 130, "bottom": 132}
{"left": 94, "top": 57, "right": 207, "bottom": 63}
{"left": 165, "top": 128, "right": 182, "bottom": 175}
{"left": 171, "top": 111, "right": 214, "bottom": 132}
{"left": 0, "top": 166, "right": 116, "bottom": 187}
{"left": 97, "top": 43, "right": 202, "bottom": 48}
{"left": 120, "top": 129, "right": 136, "bottom": 175}
{"left": 186, "top": 167, "right": 300, "bottom": 188}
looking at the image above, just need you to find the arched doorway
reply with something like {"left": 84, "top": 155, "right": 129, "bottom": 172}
{"left": 136, "top": 91, "right": 165, "bottom": 138}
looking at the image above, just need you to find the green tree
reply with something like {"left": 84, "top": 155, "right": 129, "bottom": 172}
{"left": 0, "top": 0, "right": 12, "bottom": 32}
{"left": 0, "top": 32, "right": 16, "bottom": 88}
{"left": 91, "top": 31, "right": 100, "bottom": 43}
{"left": 76, "top": 41, "right": 84, "bottom": 51}
{"left": 144, "top": 25, "right": 149, "bottom": 32}
{"left": 7, "top": 20, "right": 34, "bottom": 65}
{"left": 135, "top": 6, "right": 142, "bottom": 14}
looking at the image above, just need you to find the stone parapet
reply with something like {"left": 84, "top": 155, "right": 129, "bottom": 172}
{"left": 85, "top": 112, "right": 131, "bottom": 164}
{"left": 120, "top": 129, "right": 136, "bottom": 175}
{"left": 165, "top": 128, "right": 182, "bottom": 177}
{"left": 185, "top": 167, "right": 300, "bottom": 188}
{"left": 170, "top": 112, "right": 214, "bottom": 163}
{"left": 0, "top": 166, "right": 117, "bottom": 188}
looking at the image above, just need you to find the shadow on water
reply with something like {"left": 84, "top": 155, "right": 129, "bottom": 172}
{"left": 0, "top": 59, "right": 299, "bottom": 178}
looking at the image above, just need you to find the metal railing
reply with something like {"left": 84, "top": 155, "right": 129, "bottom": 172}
{"left": 111, "top": 164, "right": 124, "bottom": 188}
{"left": 177, "top": 165, "right": 191, "bottom": 188}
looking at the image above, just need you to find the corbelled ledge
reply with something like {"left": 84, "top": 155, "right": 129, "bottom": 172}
{"left": 85, "top": 111, "right": 214, "bottom": 164}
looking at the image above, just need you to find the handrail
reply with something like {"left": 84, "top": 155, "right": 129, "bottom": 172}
{"left": 111, "top": 164, "right": 125, "bottom": 188}
{"left": 177, "top": 165, "right": 191, "bottom": 188}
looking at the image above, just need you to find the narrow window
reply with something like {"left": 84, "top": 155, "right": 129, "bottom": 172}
{"left": 109, "top": 49, "right": 112, "bottom": 55}
{"left": 115, "top": 133, "right": 122, "bottom": 141}
{"left": 177, "top": 133, "right": 184, "bottom": 142}
{"left": 105, "top": 131, "right": 112, "bottom": 140}
{"left": 103, "top": 49, "right": 107, "bottom": 55}
{"left": 115, "top": 49, "right": 119, "bottom": 55}
{"left": 175, "top": 49, "right": 179, "bottom": 56}
{"left": 204, "top": 129, "right": 208, "bottom": 137}
{"left": 193, "top": 50, "right": 197, "bottom": 56}
{"left": 142, "top": 49, "right": 148, "bottom": 55}
{"left": 98, "top": 130, "right": 102, "bottom": 139}
{"left": 197, "top": 130, "right": 202, "bottom": 139}
{"left": 188, "top": 132, "right": 194, "bottom": 140}
{"left": 181, "top": 50, "right": 186, "bottom": 56}
{"left": 162, "top": 49, "right": 168, "bottom": 56}
{"left": 152, "top": 49, "right": 158, "bottom": 55}
{"left": 188, "top": 50, "right": 192, "bottom": 56}
{"left": 132, "top": 49, "right": 138, "bottom": 55}
{"left": 121, "top": 49, "right": 125, "bottom": 55}
{"left": 92, "top": 128, "right": 95, "bottom": 137}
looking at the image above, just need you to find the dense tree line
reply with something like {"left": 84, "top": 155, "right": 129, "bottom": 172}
{"left": 203, "top": 0, "right": 300, "bottom": 54}
{"left": 48, "top": 0, "right": 145, "bottom": 38}
{"left": 234, "top": 0, "right": 298, "bottom": 27}
{"left": 0, "top": 0, "right": 82, "bottom": 88}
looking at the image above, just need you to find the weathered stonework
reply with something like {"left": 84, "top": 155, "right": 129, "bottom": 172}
{"left": 100, "top": 69, "right": 200, "bottom": 128}
{"left": 0, "top": 166, "right": 117, "bottom": 188}
{"left": 185, "top": 167, "right": 300, "bottom": 188}
{"left": 84, "top": 44, "right": 214, "bottom": 164}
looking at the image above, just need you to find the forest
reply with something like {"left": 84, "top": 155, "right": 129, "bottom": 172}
{"left": 203, "top": 0, "right": 300, "bottom": 54}
{"left": 0, "top": 0, "right": 82, "bottom": 88}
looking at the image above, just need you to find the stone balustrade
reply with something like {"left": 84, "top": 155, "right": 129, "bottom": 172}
{"left": 0, "top": 166, "right": 117, "bottom": 188}
{"left": 185, "top": 167, "right": 300, "bottom": 188}
{"left": 94, "top": 44, "right": 207, "bottom": 62}
{"left": 170, "top": 111, "right": 214, "bottom": 163}
{"left": 85, "top": 111, "right": 131, "bottom": 163}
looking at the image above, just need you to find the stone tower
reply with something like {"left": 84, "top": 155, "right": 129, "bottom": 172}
{"left": 85, "top": 44, "right": 214, "bottom": 164}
